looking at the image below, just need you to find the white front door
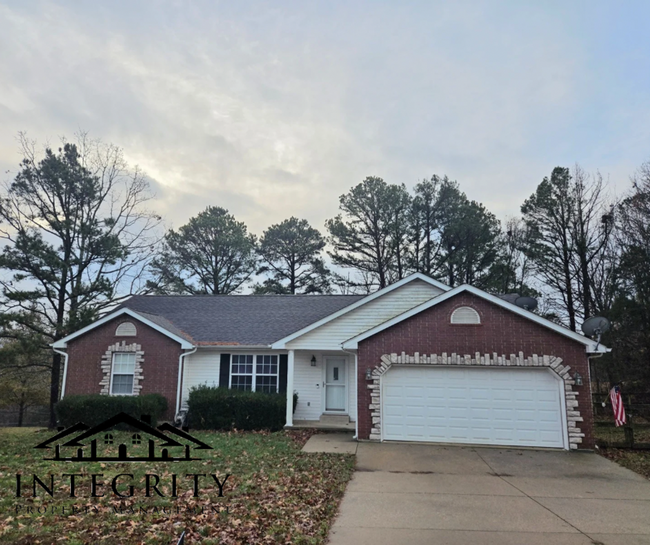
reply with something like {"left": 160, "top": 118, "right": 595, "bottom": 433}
{"left": 324, "top": 357, "right": 347, "bottom": 412}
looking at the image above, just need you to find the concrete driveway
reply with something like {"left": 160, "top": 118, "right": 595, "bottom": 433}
{"left": 327, "top": 442, "right": 650, "bottom": 545}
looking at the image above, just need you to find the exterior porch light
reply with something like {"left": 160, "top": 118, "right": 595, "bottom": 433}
{"left": 365, "top": 368, "right": 373, "bottom": 381}
{"left": 310, "top": 355, "right": 317, "bottom": 367}
{"left": 573, "top": 372, "right": 583, "bottom": 386}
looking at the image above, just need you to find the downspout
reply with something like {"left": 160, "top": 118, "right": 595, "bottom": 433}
{"left": 52, "top": 347, "right": 69, "bottom": 400}
{"left": 587, "top": 349, "right": 607, "bottom": 400}
{"left": 341, "top": 347, "right": 358, "bottom": 440}
{"left": 175, "top": 347, "right": 197, "bottom": 417}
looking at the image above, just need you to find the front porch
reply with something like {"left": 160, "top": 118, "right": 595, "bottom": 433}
{"left": 285, "top": 350, "right": 357, "bottom": 429}
{"left": 288, "top": 420, "right": 356, "bottom": 431}
{"left": 288, "top": 414, "right": 356, "bottom": 432}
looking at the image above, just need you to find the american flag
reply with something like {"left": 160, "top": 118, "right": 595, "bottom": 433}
{"left": 610, "top": 385, "right": 626, "bottom": 427}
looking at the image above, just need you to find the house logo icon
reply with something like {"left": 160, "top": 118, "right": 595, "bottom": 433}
{"left": 34, "top": 413, "right": 212, "bottom": 462}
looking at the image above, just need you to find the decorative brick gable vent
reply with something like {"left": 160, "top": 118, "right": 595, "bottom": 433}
{"left": 115, "top": 321, "right": 137, "bottom": 336}
{"left": 451, "top": 306, "right": 480, "bottom": 324}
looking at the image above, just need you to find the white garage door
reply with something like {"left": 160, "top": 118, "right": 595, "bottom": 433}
{"left": 382, "top": 366, "right": 565, "bottom": 448}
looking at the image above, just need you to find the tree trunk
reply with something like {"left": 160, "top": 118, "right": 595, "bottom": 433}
{"left": 562, "top": 238, "right": 577, "bottom": 331}
{"left": 18, "top": 397, "right": 25, "bottom": 427}
{"left": 48, "top": 351, "right": 61, "bottom": 429}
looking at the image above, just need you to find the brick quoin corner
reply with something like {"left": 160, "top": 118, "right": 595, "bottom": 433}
{"left": 356, "top": 292, "right": 595, "bottom": 449}
{"left": 64, "top": 317, "right": 183, "bottom": 420}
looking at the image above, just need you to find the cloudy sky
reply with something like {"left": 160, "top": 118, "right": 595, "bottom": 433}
{"left": 1, "top": 1, "right": 649, "bottom": 236}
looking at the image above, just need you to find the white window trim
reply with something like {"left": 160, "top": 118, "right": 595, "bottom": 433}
{"left": 229, "top": 354, "right": 280, "bottom": 393}
{"left": 229, "top": 354, "right": 254, "bottom": 391}
{"left": 110, "top": 352, "right": 136, "bottom": 396}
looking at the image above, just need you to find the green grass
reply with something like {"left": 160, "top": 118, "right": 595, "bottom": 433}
{"left": 594, "top": 422, "right": 650, "bottom": 481}
{"left": 594, "top": 422, "right": 650, "bottom": 444}
{"left": 0, "top": 427, "right": 355, "bottom": 544}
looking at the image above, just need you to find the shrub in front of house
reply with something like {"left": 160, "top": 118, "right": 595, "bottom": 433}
{"left": 187, "top": 386, "right": 297, "bottom": 431}
{"left": 55, "top": 393, "right": 168, "bottom": 428}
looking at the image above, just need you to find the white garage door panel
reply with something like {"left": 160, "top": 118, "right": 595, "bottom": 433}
{"left": 382, "top": 367, "right": 565, "bottom": 448}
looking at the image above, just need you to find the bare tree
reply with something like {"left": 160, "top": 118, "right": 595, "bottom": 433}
{"left": 496, "top": 217, "right": 535, "bottom": 295}
{"left": 570, "top": 165, "right": 616, "bottom": 318}
{"left": 521, "top": 165, "right": 615, "bottom": 330}
{"left": 0, "top": 132, "right": 161, "bottom": 426}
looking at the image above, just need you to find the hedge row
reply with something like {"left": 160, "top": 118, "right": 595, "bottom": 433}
{"left": 55, "top": 393, "right": 168, "bottom": 428}
{"left": 187, "top": 386, "right": 297, "bottom": 431}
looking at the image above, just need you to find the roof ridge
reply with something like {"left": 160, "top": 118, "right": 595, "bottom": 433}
{"left": 128, "top": 293, "right": 366, "bottom": 298}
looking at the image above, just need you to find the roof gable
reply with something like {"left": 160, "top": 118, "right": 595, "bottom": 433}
{"left": 342, "top": 284, "right": 609, "bottom": 353}
{"left": 52, "top": 308, "right": 195, "bottom": 349}
{"left": 271, "top": 273, "right": 450, "bottom": 348}
{"left": 53, "top": 274, "right": 450, "bottom": 348}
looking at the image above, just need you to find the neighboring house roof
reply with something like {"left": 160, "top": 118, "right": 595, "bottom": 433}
{"left": 342, "top": 284, "right": 610, "bottom": 353}
{"left": 270, "top": 273, "right": 450, "bottom": 348}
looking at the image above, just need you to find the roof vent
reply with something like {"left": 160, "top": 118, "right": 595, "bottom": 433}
{"left": 451, "top": 306, "right": 480, "bottom": 324}
{"left": 116, "top": 321, "right": 137, "bottom": 336}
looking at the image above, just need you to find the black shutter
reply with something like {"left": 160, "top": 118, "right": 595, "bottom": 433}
{"left": 278, "top": 354, "right": 288, "bottom": 393}
{"left": 219, "top": 353, "right": 231, "bottom": 389}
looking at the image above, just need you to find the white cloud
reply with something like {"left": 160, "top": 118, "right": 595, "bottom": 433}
{"left": 0, "top": 0, "right": 648, "bottom": 237}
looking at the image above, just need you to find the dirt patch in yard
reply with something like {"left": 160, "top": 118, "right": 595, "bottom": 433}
{"left": 598, "top": 447, "right": 650, "bottom": 480}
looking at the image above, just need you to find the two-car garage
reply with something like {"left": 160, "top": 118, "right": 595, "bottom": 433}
{"left": 381, "top": 366, "right": 567, "bottom": 449}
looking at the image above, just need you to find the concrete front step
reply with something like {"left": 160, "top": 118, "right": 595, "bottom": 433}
{"left": 320, "top": 414, "right": 351, "bottom": 425}
{"left": 289, "top": 419, "right": 355, "bottom": 431}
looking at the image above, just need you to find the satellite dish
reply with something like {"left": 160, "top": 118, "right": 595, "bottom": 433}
{"left": 582, "top": 316, "right": 610, "bottom": 338}
{"left": 514, "top": 296, "right": 538, "bottom": 311}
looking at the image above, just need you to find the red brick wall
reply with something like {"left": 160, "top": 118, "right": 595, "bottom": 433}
{"left": 357, "top": 292, "right": 594, "bottom": 448}
{"left": 64, "top": 317, "right": 183, "bottom": 420}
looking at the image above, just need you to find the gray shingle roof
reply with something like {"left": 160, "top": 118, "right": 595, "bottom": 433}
{"left": 120, "top": 294, "right": 366, "bottom": 346}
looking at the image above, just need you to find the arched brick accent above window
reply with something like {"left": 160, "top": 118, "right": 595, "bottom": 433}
{"left": 451, "top": 306, "right": 480, "bottom": 324}
{"left": 115, "top": 321, "right": 137, "bottom": 336}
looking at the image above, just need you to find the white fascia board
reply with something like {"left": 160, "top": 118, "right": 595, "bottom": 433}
{"left": 51, "top": 308, "right": 195, "bottom": 349}
{"left": 271, "top": 273, "right": 451, "bottom": 349}
{"left": 342, "top": 284, "right": 609, "bottom": 353}
{"left": 208, "top": 346, "right": 287, "bottom": 352}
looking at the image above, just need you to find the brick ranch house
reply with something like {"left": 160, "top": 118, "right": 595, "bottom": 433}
{"left": 53, "top": 273, "right": 608, "bottom": 450}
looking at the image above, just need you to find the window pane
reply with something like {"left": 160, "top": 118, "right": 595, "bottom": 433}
{"left": 113, "top": 353, "right": 136, "bottom": 374}
{"left": 256, "top": 375, "right": 278, "bottom": 393}
{"left": 231, "top": 375, "right": 252, "bottom": 391}
{"left": 256, "top": 355, "right": 278, "bottom": 375}
{"left": 232, "top": 356, "right": 254, "bottom": 376}
{"left": 112, "top": 374, "right": 134, "bottom": 394}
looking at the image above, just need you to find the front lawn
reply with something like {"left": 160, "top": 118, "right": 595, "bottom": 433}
{"left": 593, "top": 421, "right": 650, "bottom": 445}
{"left": 598, "top": 448, "right": 650, "bottom": 480}
{"left": 0, "top": 427, "right": 355, "bottom": 544}
{"left": 594, "top": 422, "right": 650, "bottom": 481}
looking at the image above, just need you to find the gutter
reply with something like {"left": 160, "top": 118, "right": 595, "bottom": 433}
{"left": 175, "top": 347, "right": 197, "bottom": 417}
{"left": 52, "top": 347, "right": 69, "bottom": 400}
